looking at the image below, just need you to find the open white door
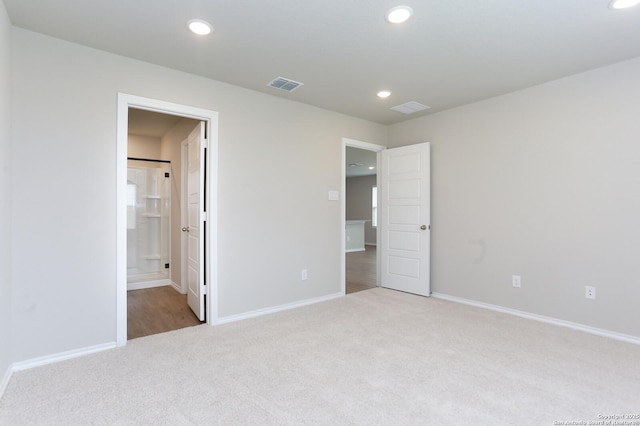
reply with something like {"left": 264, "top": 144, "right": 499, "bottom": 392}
{"left": 185, "top": 122, "right": 206, "bottom": 320}
{"left": 380, "top": 143, "right": 431, "bottom": 296}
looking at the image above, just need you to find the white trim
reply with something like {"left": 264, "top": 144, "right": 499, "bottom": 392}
{"left": 343, "top": 138, "right": 386, "bottom": 152}
{"left": 0, "top": 365, "right": 12, "bottom": 400}
{"left": 1, "top": 342, "right": 116, "bottom": 398}
{"left": 345, "top": 248, "right": 365, "bottom": 253}
{"left": 12, "top": 342, "right": 117, "bottom": 373}
{"left": 117, "top": 93, "right": 219, "bottom": 346}
{"left": 171, "top": 280, "right": 184, "bottom": 294}
{"left": 127, "top": 279, "right": 171, "bottom": 291}
{"left": 341, "top": 138, "right": 385, "bottom": 295}
{"left": 215, "top": 292, "right": 343, "bottom": 325}
{"left": 206, "top": 112, "right": 219, "bottom": 325}
{"left": 432, "top": 292, "right": 640, "bottom": 346}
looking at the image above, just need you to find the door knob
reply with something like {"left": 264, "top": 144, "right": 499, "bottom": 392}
{"left": 182, "top": 227, "right": 190, "bottom": 232}
{"left": 420, "top": 225, "right": 428, "bottom": 230}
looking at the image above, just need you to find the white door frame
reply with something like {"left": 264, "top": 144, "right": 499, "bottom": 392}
{"left": 341, "top": 138, "right": 386, "bottom": 295}
{"left": 116, "top": 93, "right": 219, "bottom": 346}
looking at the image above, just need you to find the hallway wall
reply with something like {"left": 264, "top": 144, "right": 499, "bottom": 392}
{"left": 346, "top": 175, "right": 377, "bottom": 245}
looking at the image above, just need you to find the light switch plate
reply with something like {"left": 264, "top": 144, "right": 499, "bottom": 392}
{"left": 328, "top": 190, "right": 339, "bottom": 201}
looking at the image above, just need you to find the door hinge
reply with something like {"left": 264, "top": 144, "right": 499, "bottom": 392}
{"left": 201, "top": 211, "right": 208, "bottom": 222}
{"left": 203, "top": 139, "right": 209, "bottom": 149}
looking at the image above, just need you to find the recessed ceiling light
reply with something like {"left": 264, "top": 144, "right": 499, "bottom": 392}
{"left": 377, "top": 90, "right": 392, "bottom": 98}
{"left": 609, "top": 0, "right": 640, "bottom": 8}
{"left": 188, "top": 19, "right": 213, "bottom": 35}
{"left": 386, "top": 6, "right": 413, "bottom": 24}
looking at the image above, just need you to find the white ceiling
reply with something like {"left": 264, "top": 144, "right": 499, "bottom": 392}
{"left": 346, "top": 147, "right": 377, "bottom": 178}
{"left": 5, "top": 1, "right": 640, "bottom": 125}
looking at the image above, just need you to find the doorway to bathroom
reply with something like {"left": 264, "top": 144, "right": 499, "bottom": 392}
{"left": 116, "top": 94, "right": 219, "bottom": 346}
{"left": 126, "top": 108, "right": 203, "bottom": 339}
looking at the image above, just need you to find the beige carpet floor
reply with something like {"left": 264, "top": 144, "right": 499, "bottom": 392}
{"left": 1, "top": 288, "right": 639, "bottom": 425}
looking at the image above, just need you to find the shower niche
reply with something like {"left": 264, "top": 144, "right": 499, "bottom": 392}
{"left": 127, "top": 160, "right": 171, "bottom": 288}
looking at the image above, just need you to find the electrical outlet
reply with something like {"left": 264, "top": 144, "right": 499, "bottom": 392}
{"left": 301, "top": 269, "right": 308, "bottom": 281}
{"left": 585, "top": 286, "right": 596, "bottom": 300}
{"left": 512, "top": 275, "right": 521, "bottom": 288}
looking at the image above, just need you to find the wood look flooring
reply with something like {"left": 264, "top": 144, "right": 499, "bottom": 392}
{"left": 346, "top": 245, "right": 377, "bottom": 294}
{"left": 127, "top": 285, "right": 203, "bottom": 340}
{"left": 127, "top": 248, "right": 376, "bottom": 339}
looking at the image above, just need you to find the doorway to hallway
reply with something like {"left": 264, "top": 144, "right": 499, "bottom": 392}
{"left": 346, "top": 245, "right": 377, "bottom": 294}
{"left": 342, "top": 139, "right": 384, "bottom": 295}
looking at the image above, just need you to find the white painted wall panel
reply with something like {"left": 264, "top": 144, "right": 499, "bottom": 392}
{"left": 388, "top": 153, "right": 421, "bottom": 174}
{"left": 388, "top": 256, "right": 420, "bottom": 279}
{"left": 388, "top": 231, "right": 420, "bottom": 252}
{"left": 388, "top": 179, "right": 420, "bottom": 200}
{"left": 388, "top": 206, "right": 420, "bottom": 225}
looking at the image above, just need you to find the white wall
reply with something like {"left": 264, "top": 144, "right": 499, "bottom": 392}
{"left": 0, "top": 0, "right": 12, "bottom": 381}
{"left": 389, "top": 57, "right": 640, "bottom": 338}
{"left": 10, "top": 28, "right": 387, "bottom": 362}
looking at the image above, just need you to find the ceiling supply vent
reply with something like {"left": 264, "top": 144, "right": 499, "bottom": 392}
{"left": 267, "top": 77, "right": 304, "bottom": 92}
{"left": 390, "top": 101, "right": 431, "bottom": 114}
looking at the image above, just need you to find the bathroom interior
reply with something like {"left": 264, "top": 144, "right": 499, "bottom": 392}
{"left": 126, "top": 108, "right": 203, "bottom": 339}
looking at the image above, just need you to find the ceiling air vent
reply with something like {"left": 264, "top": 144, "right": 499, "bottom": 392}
{"left": 390, "top": 101, "right": 430, "bottom": 115}
{"left": 267, "top": 77, "right": 304, "bottom": 92}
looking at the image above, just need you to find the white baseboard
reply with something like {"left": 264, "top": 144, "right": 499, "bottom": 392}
{"left": 11, "top": 342, "right": 117, "bottom": 373}
{"left": 127, "top": 279, "right": 171, "bottom": 291}
{"left": 431, "top": 292, "right": 640, "bottom": 346}
{"left": 171, "top": 280, "right": 186, "bottom": 294}
{"left": 0, "top": 364, "right": 12, "bottom": 400}
{"left": 215, "top": 292, "right": 343, "bottom": 325}
{"left": 1, "top": 342, "right": 117, "bottom": 400}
